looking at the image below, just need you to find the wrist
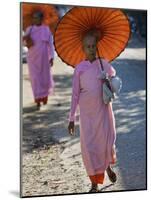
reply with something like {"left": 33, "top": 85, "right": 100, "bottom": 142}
{"left": 68, "top": 114, "right": 75, "bottom": 122}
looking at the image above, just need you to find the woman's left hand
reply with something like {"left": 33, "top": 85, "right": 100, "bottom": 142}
{"left": 68, "top": 121, "right": 75, "bottom": 135}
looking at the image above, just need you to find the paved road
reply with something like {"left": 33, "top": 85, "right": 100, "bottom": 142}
{"left": 21, "top": 34, "right": 146, "bottom": 197}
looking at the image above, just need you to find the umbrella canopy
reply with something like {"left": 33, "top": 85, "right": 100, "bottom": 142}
{"left": 22, "top": 2, "right": 59, "bottom": 34}
{"left": 54, "top": 7, "right": 130, "bottom": 67}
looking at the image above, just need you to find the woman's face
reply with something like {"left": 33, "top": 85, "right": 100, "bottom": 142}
{"left": 83, "top": 36, "right": 97, "bottom": 60}
{"left": 32, "top": 12, "right": 43, "bottom": 25}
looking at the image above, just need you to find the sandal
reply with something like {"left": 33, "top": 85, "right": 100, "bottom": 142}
{"left": 89, "top": 186, "right": 99, "bottom": 193}
{"left": 106, "top": 166, "right": 117, "bottom": 183}
{"left": 36, "top": 102, "right": 41, "bottom": 110}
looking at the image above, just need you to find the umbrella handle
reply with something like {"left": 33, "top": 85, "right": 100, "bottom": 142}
{"left": 97, "top": 47, "right": 104, "bottom": 71}
{"left": 97, "top": 47, "right": 111, "bottom": 86}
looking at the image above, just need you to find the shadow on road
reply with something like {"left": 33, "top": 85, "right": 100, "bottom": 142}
{"left": 111, "top": 57, "right": 146, "bottom": 190}
{"left": 22, "top": 73, "right": 80, "bottom": 154}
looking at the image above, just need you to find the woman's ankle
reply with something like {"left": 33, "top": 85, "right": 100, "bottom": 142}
{"left": 37, "top": 102, "right": 41, "bottom": 107}
{"left": 91, "top": 183, "right": 98, "bottom": 188}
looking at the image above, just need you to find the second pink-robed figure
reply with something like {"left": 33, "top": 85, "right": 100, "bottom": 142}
{"left": 25, "top": 24, "right": 54, "bottom": 104}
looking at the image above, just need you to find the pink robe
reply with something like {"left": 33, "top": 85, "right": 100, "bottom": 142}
{"left": 24, "top": 24, "right": 54, "bottom": 102}
{"left": 69, "top": 58, "right": 116, "bottom": 183}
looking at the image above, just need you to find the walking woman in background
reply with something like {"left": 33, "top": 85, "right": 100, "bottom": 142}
{"left": 23, "top": 11, "right": 55, "bottom": 109}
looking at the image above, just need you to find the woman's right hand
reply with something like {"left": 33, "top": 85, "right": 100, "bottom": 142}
{"left": 68, "top": 121, "right": 75, "bottom": 135}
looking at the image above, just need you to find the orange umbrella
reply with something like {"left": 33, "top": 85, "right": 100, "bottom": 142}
{"left": 54, "top": 7, "right": 130, "bottom": 67}
{"left": 22, "top": 2, "right": 59, "bottom": 34}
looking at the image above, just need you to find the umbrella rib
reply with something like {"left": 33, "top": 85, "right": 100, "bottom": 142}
{"left": 104, "top": 28, "right": 130, "bottom": 33}
{"left": 93, "top": 7, "right": 99, "bottom": 24}
{"left": 103, "top": 31, "right": 130, "bottom": 37}
{"left": 64, "top": 44, "right": 84, "bottom": 67}
{"left": 102, "top": 34, "right": 129, "bottom": 45}
{"left": 78, "top": 8, "right": 91, "bottom": 28}
{"left": 58, "top": 21, "right": 78, "bottom": 31}
{"left": 90, "top": 8, "right": 94, "bottom": 23}
{"left": 94, "top": 9, "right": 106, "bottom": 26}
{"left": 101, "top": 37, "right": 123, "bottom": 54}
{"left": 94, "top": 8, "right": 108, "bottom": 25}
{"left": 56, "top": 32, "right": 86, "bottom": 43}
{"left": 102, "top": 39, "right": 125, "bottom": 48}
{"left": 100, "top": 40, "right": 115, "bottom": 59}
{"left": 56, "top": 38, "right": 81, "bottom": 51}
{"left": 56, "top": 27, "right": 81, "bottom": 36}
{"left": 55, "top": 35, "right": 80, "bottom": 43}
{"left": 97, "top": 40, "right": 109, "bottom": 59}
{"left": 55, "top": 30, "right": 82, "bottom": 38}
{"left": 82, "top": 8, "right": 90, "bottom": 27}
{"left": 65, "top": 12, "right": 89, "bottom": 29}
{"left": 96, "top": 9, "right": 116, "bottom": 27}
{"left": 99, "top": 12, "right": 127, "bottom": 27}
{"left": 98, "top": 11, "right": 128, "bottom": 32}
{"left": 103, "top": 27, "right": 130, "bottom": 34}
{"left": 58, "top": 21, "right": 88, "bottom": 31}
{"left": 104, "top": 10, "right": 123, "bottom": 23}
{"left": 90, "top": 7, "right": 94, "bottom": 23}
{"left": 102, "top": 22, "right": 130, "bottom": 31}
{"left": 62, "top": 49, "right": 74, "bottom": 63}
{"left": 72, "top": 44, "right": 85, "bottom": 65}
{"left": 100, "top": 37, "right": 128, "bottom": 61}
{"left": 91, "top": 7, "right": 100, "bottom": 27}
{"left": 57, "top": 37, "right": 79, "bottom": 48}
{"left": 103, "top": 29, "right": 130, "bottom": 51}
{"left": 57, "top": 48, "right": 73, "bottom": 64}
{"left": 84, "top": 7, "right": 93, "bottom": 27}
{"left": 56, "top": 39, "right": 81, "bottom": 52}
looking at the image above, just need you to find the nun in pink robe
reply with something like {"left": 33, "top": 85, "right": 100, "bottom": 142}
{"left": 69, "top": 58, "right": 117, "bottom": 184}
{"left": 24, "top": 23, "right": 54, "bottom": 106}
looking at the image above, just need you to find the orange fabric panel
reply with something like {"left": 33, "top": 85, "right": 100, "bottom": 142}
{"left": 89, "top": 173, "right": 105, "bottom": 184}
{"left": 35, "top": 96, "right": 48, "bottom": 104}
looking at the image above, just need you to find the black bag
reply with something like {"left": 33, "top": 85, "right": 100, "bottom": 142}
{"left": 24, "top": 26, "right": 33, "bottom": 49}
